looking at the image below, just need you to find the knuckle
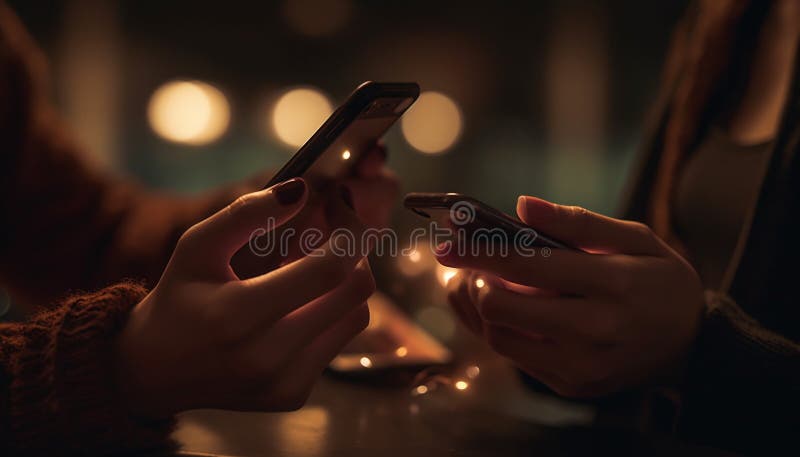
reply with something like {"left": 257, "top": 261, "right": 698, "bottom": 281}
{"left": 562, "top": 205, "right": 593, "bottom": 233}
{"left": 177, "top": 224, "right": 202, "bottom": 250}
{"left": 565, "top": 205, "right": 591, "bottom": 223}
{"left": 227, "top": 193, "right": 257, "bottom": 216}
{"left": 628, "top": 221, "right": 656, "bottom": 242}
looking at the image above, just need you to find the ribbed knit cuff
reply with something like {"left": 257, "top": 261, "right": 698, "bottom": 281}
{"left": 677, "top": 291, "right": 800, "bottom": 455}
{"left": 7, "top": 282, "right": 176, "bottom": 456}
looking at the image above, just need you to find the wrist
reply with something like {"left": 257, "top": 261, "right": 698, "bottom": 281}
{"left": 113, "top": 296, "right": 174, "bottom": 421}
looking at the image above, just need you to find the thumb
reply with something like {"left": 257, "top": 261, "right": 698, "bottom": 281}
{"left": 516, "top": 196, "right": 666, "bottom": 255}
{"left": 178, "top": 178, "right": 308, "bottom": 273}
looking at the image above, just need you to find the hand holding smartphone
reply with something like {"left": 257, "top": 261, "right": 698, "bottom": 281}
{"left": 403, "top": 192, "right": 580, "bottom": 251}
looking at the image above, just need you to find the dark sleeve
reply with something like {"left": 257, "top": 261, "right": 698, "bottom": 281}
{"left": 0, "top": 2, "right": 244, "bottom": 307}
{"left": 677, "top": 291, "right": 800, "bottom": 456}
{"left": 0, "top": 282, "right": 176, "bottom": 455}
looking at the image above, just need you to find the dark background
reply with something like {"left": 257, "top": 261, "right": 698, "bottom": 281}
{"left": 4, "top": 0, "right": 688, "bottom": 328}
{"left": 10, "top": 0, "right": 686, "bottom": 212}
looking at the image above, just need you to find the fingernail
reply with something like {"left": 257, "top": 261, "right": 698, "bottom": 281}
{"left": 273, "top": 178, "right": 306, "bottom": 205}
{"left": 517, "top": 195, "right": 554, "bottom": 222}
{"left": 340, "top": 185, "right": 354, "bottom": 210}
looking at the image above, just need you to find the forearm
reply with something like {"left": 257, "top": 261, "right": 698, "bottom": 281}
{"left": 678, "top": 291, "right": 800, "bottom": 455}
{"left": 0, "top": 3, "right": 246, "bottom": 305}
{"left": 0, "top": 124, "right": 242, "bottom": 306}
{"left": 0, "top": 282, "right": 175, "bottom": 455}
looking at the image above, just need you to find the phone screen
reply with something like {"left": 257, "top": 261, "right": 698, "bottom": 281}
{"left": 305, "top": 98, "right": 408, "bottom": 180}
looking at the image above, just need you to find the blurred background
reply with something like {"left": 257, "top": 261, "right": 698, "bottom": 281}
{"left": 6, "top": 0, "right": 687, "bottom": 341}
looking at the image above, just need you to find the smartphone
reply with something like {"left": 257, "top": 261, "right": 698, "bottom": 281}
{"left": 403, "top": 192, "right": 578, "bottom": 251}
{"left": 266, "top": 81, "right": 419, "bottom": 188}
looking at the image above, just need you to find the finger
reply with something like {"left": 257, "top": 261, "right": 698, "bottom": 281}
{"left": 258, "top": 259, "right": 375, "bottom": 354}
{"left": 342, "top": 170, "right": 399, "bottom": 228}
{"left": 180, "top": 178, "right": 308, "bottom": 272}
{"left": 516, "top": 196, "right": 668, "bottom": 256}
{"left": 258, "top": 303, "right": 370, "bottom": 410}
{"left": 230, "top": 198, "right": 328, "bottom": 279}
{"left": 220, "top": 189, "right": 371, "bottom": 328}
{"left": 355, "top": 143, "right": 387, "bottom": 178}
{"left": 446, "top": 270, "right": 483, "bottom": 335}
{"left": 435, "top": 240, "right": 628, "bottom": 296}
{"left": 474, "top": 279, "right": 605, "bottom": 341}
{"left": 483, "top": 324, "right": 570, "bottom": 388}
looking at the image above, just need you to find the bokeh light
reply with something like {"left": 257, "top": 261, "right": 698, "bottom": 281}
{"left": 359, "top": 356, "right": 373, "bottom": 368}
{"left": 455, "top": 380, "right": 469, "bottom": 391}
{"left": 271, "top": 87, "right": 333, "bottom": 148}
{"left": 465, "top": 365, "right": 480, "bottom": 379}
{"left": 283, "top": 0, "right": 353, "bottom": 37}
{"left": 148, "top": 80, "right": 230, "bottom": 145}
{"left": 436, "top": 264, "right": 458, "bottom": 287}
{"left": 397, "top": 247, "right": 435, "bottom": 277}
{"left": 401, "top": 91, "right": 463, "bottom": 154}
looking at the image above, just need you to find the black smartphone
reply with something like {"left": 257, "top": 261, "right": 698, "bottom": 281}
{"left": 403, "top": 192, "right": 578, "bottom": 251}
{"left": 266, "top": 81, "right": 419, "bottom": 188}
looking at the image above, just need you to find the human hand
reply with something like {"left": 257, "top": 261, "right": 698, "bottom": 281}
{"left": 342, "top": 142, "right": 399, "bottom": 229}
{"left": 438, "top": 196, "right": 704, "bottom": 397}
{"left": 116, "top": 178, "right": 375, "bottom": 417}
{"left": 231, "top": 143, "right": 398, "bottom": 278}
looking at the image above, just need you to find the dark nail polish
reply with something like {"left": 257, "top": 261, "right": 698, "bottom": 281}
{"left": 273, "top": 179, "right": 305, "bottom": 205}
{"left": 340, "top": 185, "right": 354, "bottom": 210}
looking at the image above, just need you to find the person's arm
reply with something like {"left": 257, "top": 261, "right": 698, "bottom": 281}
{"left": 440, "top": 196, "right": 799, "bottom": 455}
{"left": 677, "top": 292, "right": 800, "bottom": 455}
{"left": 0, "top": 3, "right": 242, "bottom": 307}
{"left": 0, "top": 181, "right": 376, "bottom": 455}
{"left": 0, "top": 3, "right": 398, "bottom": 307}
{"left": 0, "top": 282, "right": 176, "bottom": 455}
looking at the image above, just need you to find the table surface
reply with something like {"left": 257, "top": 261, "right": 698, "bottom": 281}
{"left": 174, "top": 338, "right": 733, "bottom": 457}
{"left": 173, "top": 268, "right": 735, "bottom": 457}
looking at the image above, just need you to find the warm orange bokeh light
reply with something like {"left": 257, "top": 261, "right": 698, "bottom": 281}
{"left": 148, "top": 80, "right": 230, "bottom": 145}
{"left": 401, "top": 91, "right": 463, "bottom": 154}
{"left": 271, "top": 87, "right": 333, "bottom": 148}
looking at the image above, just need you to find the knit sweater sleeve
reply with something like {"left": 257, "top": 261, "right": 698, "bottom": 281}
{"left": 0, "top": 282, "right": 175, "bottom": 455}
{"left": 677, "top": 291, "right": 800, "bottom": 456}
{"left": 0, "top": 3, "right": 244, "bottom": 308}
